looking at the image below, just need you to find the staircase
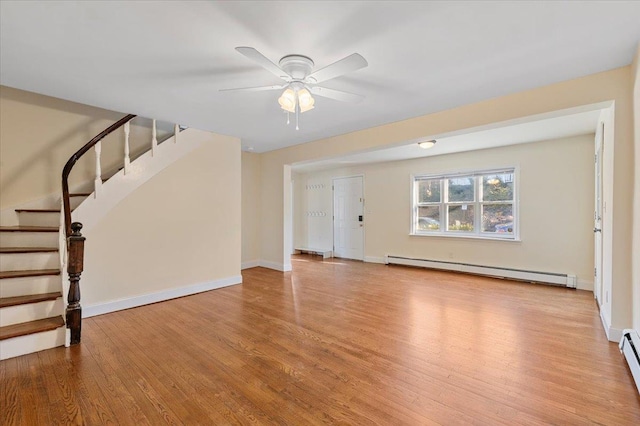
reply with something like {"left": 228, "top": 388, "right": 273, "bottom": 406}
{"left": 0, "top": 117, "right": 208, "bottom": 360}
{"left": 0, "top": 194, "right": 88, "bottom": 359}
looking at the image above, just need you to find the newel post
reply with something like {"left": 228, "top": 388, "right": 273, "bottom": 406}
{"left": 66, "top": 222, "right": 85, "bottom": 345}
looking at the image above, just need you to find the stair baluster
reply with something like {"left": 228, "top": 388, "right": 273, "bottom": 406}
{"left": 94, "top": 140, "right": 103, "bottom": 196}
{"left": 124, "top": 121, "right": 131, "bottom": 173}
{"left": 152, "top": 119, "right": 158, "bottom": 156}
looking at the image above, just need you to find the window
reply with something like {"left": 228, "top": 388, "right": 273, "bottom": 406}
{"left": 413, "top": 168, "right": 516, "bottom": 239}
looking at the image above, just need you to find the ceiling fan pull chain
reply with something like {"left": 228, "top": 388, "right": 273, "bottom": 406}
{"left": 296, "top": 105, "right": 299, "bottom": 130}
{"left": 287, "top": 112, "right": 290, "bottom": 125}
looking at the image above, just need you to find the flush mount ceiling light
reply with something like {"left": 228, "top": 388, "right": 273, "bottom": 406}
{"left": 418, "top": 140, "right": 437, "bottom": 149}
{"left": 220, "top": 47, "right": 368, "bottom": 130}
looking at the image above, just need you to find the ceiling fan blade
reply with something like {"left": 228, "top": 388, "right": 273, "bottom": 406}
{"left": 310, "top": 86, "right": 365, "bottom": 103}
{"left": 307, "top": 53, "right": 368, "bottom": 84}
{"left": 235, "top": 47, "right": 291, "bottom": 80}
{"left": 219, "top": 84, "right": 285, "bottom": 93}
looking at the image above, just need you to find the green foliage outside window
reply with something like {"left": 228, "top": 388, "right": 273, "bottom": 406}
{"left": 482, "top": 174, "right": 513, "bottom": 201}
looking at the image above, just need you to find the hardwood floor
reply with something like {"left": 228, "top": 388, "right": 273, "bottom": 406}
{"left": 2, "top": 255, "right": 639, "bottom": 424}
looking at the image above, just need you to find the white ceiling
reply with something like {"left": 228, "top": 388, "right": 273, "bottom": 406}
{"left": 1, "top": 1, "right": 639, "bottom": 153}
{"left": 292, "top": 108, "right": 602, "bottom": 172}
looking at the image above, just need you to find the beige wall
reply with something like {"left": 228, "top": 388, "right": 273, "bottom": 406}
{"left": 241, "top": 151, "right": 261, "bottom": 265}
{"left": 256, "top": 66, "right": 634, "bottom": 333}
{"left": 82, "top": 135, "right": 241, "bottom": 307}
{"left": 633, "top": 45, "right": 640, "bottom": 330}
{"left": 295, "top": 135, "right": 595, "bottom": 289}
{"left": 0, "top": 86, "right": 170, "bottom": 209}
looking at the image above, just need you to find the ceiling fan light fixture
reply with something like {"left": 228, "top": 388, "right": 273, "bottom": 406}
{"left": 298, "top": 88, "right": 315, "bottom": 113}
{"left": 228, "top": 47, "right": 368, "bottom": 129}
{"left": 418, "top": 140, "right": 437, "bottom": 149}
{"left": 278, "top": 88, "right": 296, "bottom": 113}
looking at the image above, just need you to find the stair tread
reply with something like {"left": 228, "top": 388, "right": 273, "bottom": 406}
{"left": 0, "top": 292, "right": 61, "bottom": 308}
{"left": 0, "top": 247, "right": 58, "bottom": 253}
{"left": 0, "top": 226, "right": 58, "bottom": 232}
{"left": 0, "top": 316, "right": 65, "bottom": 340}
{"left": 15, "top": 209, "right": 62, "bottom": 213}
{"left": 0, "top": 269, "right": 60, "bottom": 279}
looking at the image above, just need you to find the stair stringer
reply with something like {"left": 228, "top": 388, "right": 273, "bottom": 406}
{"left": 71, "top": 127, "right": 210, "bottom": 233}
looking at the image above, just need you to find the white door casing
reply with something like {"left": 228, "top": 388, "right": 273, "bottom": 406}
{"left": 333, "top": 176, "right": 364, "bottom": 260}
{"left": 594, "top": 122, "right": 604, "bottom": 305}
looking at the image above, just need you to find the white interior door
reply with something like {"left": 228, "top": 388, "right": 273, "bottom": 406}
{"left": 594, "top": 122, "right": 604, "bottom": 305}
{"left": 333, "top": 176, "right": 364, "bottom": 260}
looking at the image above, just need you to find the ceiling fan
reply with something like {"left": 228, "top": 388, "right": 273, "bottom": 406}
{"left": 220, "top": 47, "right": 368, "bottom": 129}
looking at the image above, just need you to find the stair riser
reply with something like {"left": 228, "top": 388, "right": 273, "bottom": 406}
{"left": 17, "top": 212, "right": 61, "bottom": 227}
{"left": 68, "top": 196, "right": 88, "bottom": 210}
{"left": 1, "top": 298, "right": 63, "bottom": 326}
{"left": 0, "top": 252, "right": 60, "bottom": 272}
{"left": 0, "top": 326, "right": 66, "bottom": 360}
{"left": 0, "top": 232, "right": 59, "bottom": 248}
{"left": 0, "top": 275, "right": 62, "bottom": 298}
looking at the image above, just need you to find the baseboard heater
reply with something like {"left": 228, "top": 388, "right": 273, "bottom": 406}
{"left": 619, "top": 329, "right": 640, "bottom": 394}
{"left": 385, "top": 255, "right": 577, "bottom": 288}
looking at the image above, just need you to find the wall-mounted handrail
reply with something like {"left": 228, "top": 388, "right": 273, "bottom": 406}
{"left": 60, "top": 113, "right": 136, "bottom": 344}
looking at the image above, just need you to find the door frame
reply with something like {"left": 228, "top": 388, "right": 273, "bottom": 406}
{"left": 594, "top": 121, "right": 604, "bottom": 305}
{"left": 332, "top": 174, "right": 365, "bottom": 260}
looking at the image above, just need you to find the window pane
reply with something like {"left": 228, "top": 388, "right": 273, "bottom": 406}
{"left": 448, "top": 177, "right": 475, "bottom": 202}
{"left": 447, "top": 205, "right": 474, "bottom": 231}
{"left": 417, "top": 179, "right": 441, "bottom": 203}
{"left": 417, "top": 206, "right": 440, "bottom": 231}
{"left": 482, "top": 204, "right": 514, "bottom": 233}
{"left": 482, "top": 173, "right": 514, "bottom": 201}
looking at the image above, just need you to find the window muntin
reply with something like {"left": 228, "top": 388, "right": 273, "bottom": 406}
{"left": 413, "top": 169, "right": 516, "bottom": 239}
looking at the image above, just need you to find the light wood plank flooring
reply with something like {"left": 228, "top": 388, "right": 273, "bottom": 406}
{"left": 2, "top": 255, "right": 639, "bottom": 424}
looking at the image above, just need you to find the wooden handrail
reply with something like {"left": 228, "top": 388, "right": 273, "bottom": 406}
{"left": 61, "top": 114, "right": 136, "bottom": 236}
{"left": 60, "top": 113, "right": 136, "bottom": 345}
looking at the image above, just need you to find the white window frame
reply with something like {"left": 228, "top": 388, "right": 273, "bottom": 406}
{"left": 411, "top": 167, "right": 518, "bottom": 241}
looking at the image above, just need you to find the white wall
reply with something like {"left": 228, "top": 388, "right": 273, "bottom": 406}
{"left": 81, "top": 135, "right": 241, "bottom": 311}
{"left": 294, "top": 135, "right": 595, "bottom": 289}
{"left": 255, "top": 66, "right": 633, "bottom": 336}
{"left": 241, "top": 151, "right": 261, "bottom": 268}
{"left": 0, "top": 86, "right": 172, "bottom": 209}
{"left": 632, "top": 45, "right": 640, "bottom": 331}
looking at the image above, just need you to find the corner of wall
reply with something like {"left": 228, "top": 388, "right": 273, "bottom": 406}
{"left": 242, "top": 151, "right": 263, "bottom": 265}
{"left": 632, "top": 43, "right": 640, "bottom": 330}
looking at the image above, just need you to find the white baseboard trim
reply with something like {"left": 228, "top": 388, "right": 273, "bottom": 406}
{"left": 257, "top": 260, "right": 291, "bottom": 272}
{"left": 577, "top": 279, "right": 594, "bottom": 291}
{"left": 83, "top": 275, "right": 242, "bottom": 318}
{"left": 600, "top": 309, "right": 611, "bottom": 339}
{"left": 364, "top": 256, "right": 386, "bottom": 264}
{"left": 241, "top": 260, "right": 260, "bottom": 270}
{"left": 609, "top": 326, "right": 624, "bottom": 343}
{"left": 600, "top": 309, "right": 624, "bottom": 342}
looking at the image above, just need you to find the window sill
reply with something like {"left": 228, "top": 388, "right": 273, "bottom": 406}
{"left": 409, "top": 232, "right": 521, "bottom": 242}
